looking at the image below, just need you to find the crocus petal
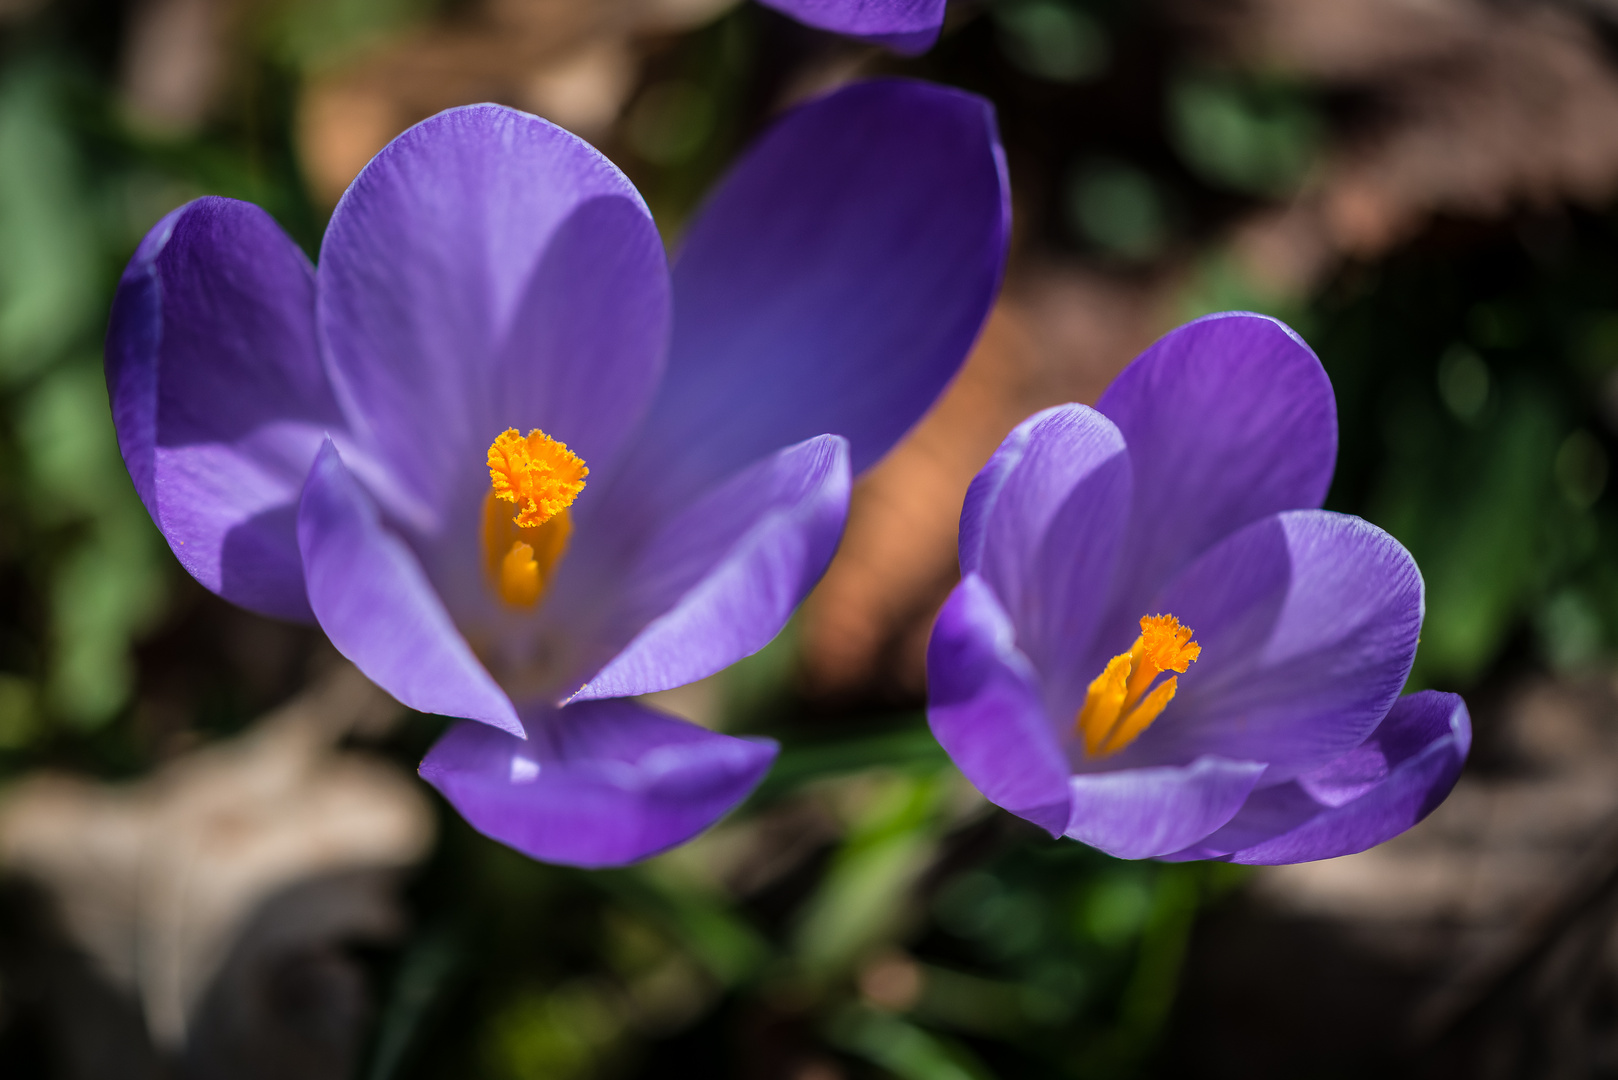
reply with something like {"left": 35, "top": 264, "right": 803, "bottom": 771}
{"left": 958, "top": 404, "right": 1132, "bottom": 697}
{"left": 1122, "top": 510, "right": 1422, "bottom": 781}
{"left": 1065, "top": 756, "right": 1267, "bottom": 860}
{"left": 758, "top": 0, "right": 946, "bottom": 53}
{"left": 1166, "top": 691, "right": 1471, "bottom": 864}
{"left": 568, "top": 435, "right": 851, "bottom": 700}
{"left": 106, "top": 197, "right": 344, "bottom": 621}
{"left": 1096, "top": 313, "right": 1337, "bottom": 630}
{"left": 419, "top": 699, "right": 778, "bottom": 868}
{"left": 297, "top": 440, "right": 521, "bottom": 736}
{"left": 926, "top": 574, "right": 1073, "bottom": 836}
{"left": 614, "top": 79, "right": 1008, "bottom": 519}
{"left": 318, "top": 104, "right": 669, "bottom": 537}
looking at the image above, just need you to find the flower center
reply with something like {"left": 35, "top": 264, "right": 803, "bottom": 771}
{"left": 1075, "top": 614, "right": 1201, "bottom": 758}
{"left": 482, "top": 427, "right": 588, "bottom": 608}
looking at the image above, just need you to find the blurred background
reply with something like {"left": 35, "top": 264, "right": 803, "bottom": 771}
{"left": 2, "top": 0, "right": 1618, "bottom": 1076}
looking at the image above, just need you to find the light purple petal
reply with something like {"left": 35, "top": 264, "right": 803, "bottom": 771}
{"left": 567, "top": 435, "right": 851, "bottom": 700}
{"left": 758, "top": 0, "right": 946, "bottom": 53}
{"left": 297, "top": 440, "right": 521, "bottom": 735}
{"left": 1166, "top": 691, "right": 1470, "bottom": 864}
{"left": 1117, "top": 510, "right": 1422, "bottom": 781}
{"left": 106, "top": 197, "right": 344, "bottom": 621}
{"left": 419, "top": 699, "right": 778, "bottom": 867}
{"left": 926, "top": 574, "right": 1072, "bottom": 836}
{"left": 959, "top": 404, "right": 1132, "bottom": 704}
{"left": 960, "top": 404, "right": 1126, "bottom": 579}
{"left": 1065, "top": 756, "right": 1267, "bottom": 860}
{"left": 611, "top": 78, "right": 1008, "bottom": 521}
{"left": 317, "top": 104, "right": 669, "bottom": 541}
{"left": 1096, "top": 313, "right": 1336, "bottom": 634}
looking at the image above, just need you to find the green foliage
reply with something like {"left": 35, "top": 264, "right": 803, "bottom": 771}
{"left": 1168, "top": 74, "right": 1321, "bottom": 198}
{"left": 1312, "top": 225, "right": 1618, "bottom": 687}
{"left": 620, "top": 10, "right": 759, "bottom": 236}
{"left": 0, "top": 63, "right": 100, "bottom": 378}
{"left": 792, "top": 771, "right": 951, "bottom": 978}
{"left": 1066, "top": 158, "right": 1171, "bottom": 261}
{"left": 625, "top": 81, "right": 718, "bottom": 167}
{"left": 829, "top": 1007, "right": 992, "bottom": 1080}
{"left": 363, "top": 696, "right": 1244, "bottom": 1080}
{"left": 990, "top": 0, "right": 1110, "bottom": 85}
{"left": 0, "top": 61, "right": 170, "bottom": 732}
{"left": 264, "top": 0, "right": 437, "bottom": 71}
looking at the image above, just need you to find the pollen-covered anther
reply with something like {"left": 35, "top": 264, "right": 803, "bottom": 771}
{"left": 499, "top": 541, "right": 543, "bottom": 608}
{"left": 1075, "top": 614, "right": 1200, "bottom": 758}
{"left": 487, "top": 427, "right": 588, "bottom": 528}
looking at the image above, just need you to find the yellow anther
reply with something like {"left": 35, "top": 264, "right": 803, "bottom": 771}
{"left": 1099, "top": 676, "right": 1179, "bottom": 757}
{"left": 1079, "top": 653, "right": 1131, "bottom": 756}
{"left": 1075, "top": 614, "right": 1199, "bottom": 757}
{"left": 499, "top": 541, "right": 543, "bottom": 608}
{"left": 481, "top": 427, "right": 584, "bottom": 608}
{"left": 481, "top": 491, "right": 573, "bottom": 608}
{"left": 487, "top": 427, "right": 587, "bottom": 529}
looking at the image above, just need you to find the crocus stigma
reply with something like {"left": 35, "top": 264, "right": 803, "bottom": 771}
{"left": 926, "top": 312, "right": 1470, "bottom": 864}
{"left": 107, "top": 78, "right": 1010, "bottom": 867}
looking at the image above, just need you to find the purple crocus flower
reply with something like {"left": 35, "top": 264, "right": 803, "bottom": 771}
{"left": 926, "top": 313, "right": 1470, "bottom": 863}
{"left": 759, "top": 0, "right": 946, "bottom": 53}
{"left": 107, "top": 79, "right": 1009, "bottom": 867}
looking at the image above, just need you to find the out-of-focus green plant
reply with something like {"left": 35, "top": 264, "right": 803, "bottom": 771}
{"left": 1066, "top": 157, "right": 1173, "bottom": 261}
{"left": 265, "top": 0, "right": 435, "bottom": 71}
{"left": 1168, "top": 73, "right": 1321, "bottom": 198}
{"left": 0, "top": 63, "right": 99, "bottom": 376}
{"left": 357, "top": 628, "right": 1247, "bottom": 1080}
{"left": 990, "top": 0, "right": 1110, "bottom": 85}
{"left": 0, "top": 60, "right": 169, "bottom": 732}
{"left": 793, "top": 770, "right": 952, "bottom": 979}
{"left": 1312, "top": 233, "right": 1618, "bottom": 688}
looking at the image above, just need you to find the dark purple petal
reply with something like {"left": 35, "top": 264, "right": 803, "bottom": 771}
{"left": 317, "top": 104, "right": 668, "bottom": 540}
{"left": 959, "top": 404, "right": 1132, "bottom": 706}
{"left": 1065, "top": 756, "right": 1267, "bottom": 860}
{"left": 1118, "top": 510, "right": 1422, "bottom": 781}
{"left": 926, "top": 574, "right": 1072, "bottom": 836}
{"left": 106, "top": 197, "right": 344, "bottom": 621}
{"left": 298, "top": 440, "right": 521, "bottom": 735}
{"left": 1096, "top": 313, "right": 1336, "bottom": 633}
{"left": 419, "top": 699, "right": 778, "bottom": 867}
{"left": 758, "top": 0, "right": 945, "bottom": 53}
{"left": 567, "top": 435, "right": 851, "bottom": 700}
{"left": 1166, "top": 691, "right": 1470, "bottom": 864}
{"left": 613, "top": 79, "right": 1008, "bottom": 520}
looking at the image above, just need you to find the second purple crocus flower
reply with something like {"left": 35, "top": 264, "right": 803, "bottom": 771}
{"left": 927, "top": 313, "right": 1470, "bottom": 863}
{"left": 759, "top": 0, "right": 946, "bottom": 53}
{"left": 107, "top": 79, "right": 1009, "bottom": 867}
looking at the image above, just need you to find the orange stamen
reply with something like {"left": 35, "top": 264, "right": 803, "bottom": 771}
{"left": 1074, "top": 615, "right": 1200, "bottom": 757}
{"left": 482, "top": 428, "right": 585, "bottom": 608}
